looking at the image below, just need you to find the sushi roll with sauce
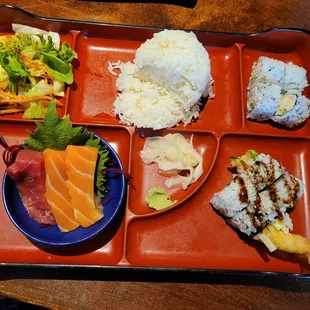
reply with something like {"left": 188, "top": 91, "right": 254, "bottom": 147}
{"left": 227, "top": 171, "right": 303, "bottom": 236}
{"left": 247, "top": 83, "right": 281, "bottom": 121}
{"left": 210, "top": 150, "right": 310, "bottom": 262}
{"left": 209, "top": 173, "right": 258, "bottom": 218}
{"left": 247, "top": 56, "right": 310, "bottom": 127}
{"left": 230, "top": 150, "right": 285, "bottom": 191}
{"left": 228, "top": 202, "right": 293, "bottom": 237}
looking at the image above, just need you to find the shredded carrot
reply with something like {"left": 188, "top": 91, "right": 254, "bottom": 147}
{"left": 0, "top": 96, "right": 63, "bottom": 106}
{"left": 0, "top": 91, "right": 20, "bottom": 99}
{"left": 0, "top": 108, "right": 25, "bottom": 115}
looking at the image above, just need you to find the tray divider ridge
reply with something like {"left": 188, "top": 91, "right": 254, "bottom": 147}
{"left": 64, "top": 30, "right": 81, "bottom": 116}
{"left": 234, "top": 42, "right": 246, "bottom": 131}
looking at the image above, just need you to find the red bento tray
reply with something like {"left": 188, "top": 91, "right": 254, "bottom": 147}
{"left": 1, "top": 4, "right": 310, "bottom": 278}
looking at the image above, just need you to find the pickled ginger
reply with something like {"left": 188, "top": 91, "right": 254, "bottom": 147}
{"left": 140, "top": 133, "right": 203, "bottom": 190}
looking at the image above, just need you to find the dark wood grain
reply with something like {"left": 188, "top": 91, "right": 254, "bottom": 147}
{"left": 1, "top": 1, "right": 310, "bottom": 309}
{"left": 1, "top": 278, "right": 310, "bottom": 310}
{"left": 2, "top": 0, "right": 310, "bottom": 33}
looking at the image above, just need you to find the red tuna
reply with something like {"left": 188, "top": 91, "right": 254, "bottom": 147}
{"left": 6, "top": 150, "right": 55, "bottom": 225}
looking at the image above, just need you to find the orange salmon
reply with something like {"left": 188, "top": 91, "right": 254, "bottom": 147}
{"left": 43, "top": 149, "right": 80, "bottom": 232}
{"left": 65, "top": 145, "right": 103, "bottom": 227}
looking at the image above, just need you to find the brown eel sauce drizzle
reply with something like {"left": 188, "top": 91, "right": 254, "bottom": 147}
{"left": 232, "top": 155, "right": 301, "bottom": 234}
{"left": 236, "top": 176, "right": 249, "bottom": 203}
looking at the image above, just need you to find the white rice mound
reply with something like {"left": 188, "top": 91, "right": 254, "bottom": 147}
{"left": 112, "top": 29, "right": 213, "bottom": 130}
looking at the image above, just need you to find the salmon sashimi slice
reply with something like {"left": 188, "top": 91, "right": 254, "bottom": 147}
{"left": 65, "top": 145, "right": 103, "bottom": 227}
{"left": 43, "top": 149, "right": 80, "bottom": 232}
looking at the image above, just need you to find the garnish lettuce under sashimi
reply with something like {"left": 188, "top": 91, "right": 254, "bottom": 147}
{"left": 0, "top": 23, "right": 77, "bottom": 118}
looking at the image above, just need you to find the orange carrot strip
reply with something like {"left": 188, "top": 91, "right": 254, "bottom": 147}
{"left": 0, "top": 91, "right": 20, "bottom": 99}
{"left": 0, "top": 108, "right": 25, "bottom": 115}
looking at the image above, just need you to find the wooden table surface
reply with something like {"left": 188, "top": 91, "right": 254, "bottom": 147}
{"left": 1, "top": 1, "right": 310, "bottom": 309}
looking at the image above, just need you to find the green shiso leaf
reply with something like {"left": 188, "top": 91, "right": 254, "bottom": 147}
{"left": 24, "top": 102, "right": 110, "bottom": 199}
{"left": 86, "top": 133, "right": 110, "bottom": 199}
{"left": 25, "top": 101, "right": 88, "bottom": 151}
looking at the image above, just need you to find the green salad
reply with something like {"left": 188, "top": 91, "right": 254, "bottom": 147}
{"left": 0, "top": 23, "right": 76, "bottom": 118}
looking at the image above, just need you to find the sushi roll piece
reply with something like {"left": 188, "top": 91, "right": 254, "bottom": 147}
{"left": 282, "top": 63, "right": 309, "bottom": 95}
{"left": 228, "top": 202, "right": 292, "bottom": 237}
{"left": 210, "top": 173, "right": 258, "bottom": 218}
{"left": 230, "top": 150, "right": 285, "bottom": 192}
{"left": 218, "top": 172, "right": 304, "bottom": 236}
{"left": 274, "top": 94, "right": 298, "bottom": 116}
{"left": 271, "top": 95, "right": 310, "bottom": 128}
{"left": 248, "top": 56, "right": 286, "bottom": 88}
{"left": 247, "top": 56, "right": 310, "bottom": 127}
{"left": 247, "top": 83, "right": 281, "bottom": 121}
{"left": 210, "top": 150, "right": 310, "bottom": 262}
{"left": 265, "top": 171, "right": 304, "bottom": 210}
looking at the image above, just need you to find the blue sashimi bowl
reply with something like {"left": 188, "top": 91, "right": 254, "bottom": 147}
{"left": 2, "top": 134, "right": 126, "bottom": 247}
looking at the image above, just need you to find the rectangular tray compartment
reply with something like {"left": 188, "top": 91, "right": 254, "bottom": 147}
{"left": 0, "top": 124, "right": 130, "bottom": 265}
{"left": 242, "top": 40, "right": 310, "bottom": 136}
{"left": 68, "top": 34, "right": 143, "bottom": 124}
{"left": 128, "top": 129, "right": 218, "bottom": 215}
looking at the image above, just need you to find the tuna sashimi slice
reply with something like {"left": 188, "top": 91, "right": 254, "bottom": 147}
{"left": 43, "top": 149, "right": 80, "bottom": 232}
{"left": 6, "top": 150, "right": 55, "bottom": 225}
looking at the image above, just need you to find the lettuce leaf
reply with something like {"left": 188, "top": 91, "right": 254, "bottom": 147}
{"left": 21, "top": 46, "right": 38, "bottom": 60}
{"left": 23, "top": 102, "right": 47, "bottom": 119}
{"left": 58, "top": 43, "right": 76, "bottom": 64}
{"left": 38, "top": 34, "right": 58, "bottom": 56}
{"left": 42, "top": 52, "right": 73, "bottom": 84}
{"left": 53, "top": 80, "right": 65, "bottom": 97}
{"left": 12, "top": 24, "right": 60, "bottom": 50}
{"left": 0, "top": 63, "right": 9, "bottom": 83}
{"left": 11, "top": 34, "right": 34, "bottom": 52}
{"left": 7, "top": 79, "right": 18, "bottom": 94}
{"left": 26, "top": 80, "right": 54, "bottom": 97}
{"left": 229, "top": 150, "right": 259, "bottom": 164}
{"left": 0, "top": 50, "right": 28, "bottom": 79}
